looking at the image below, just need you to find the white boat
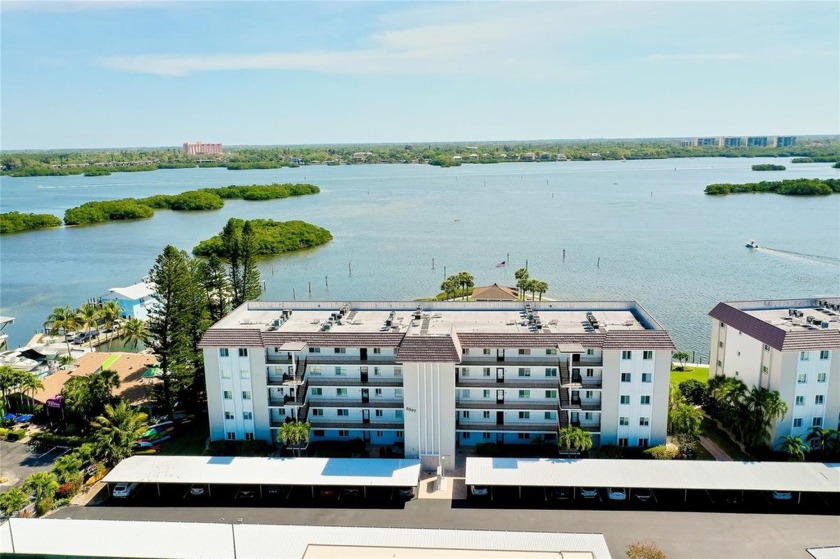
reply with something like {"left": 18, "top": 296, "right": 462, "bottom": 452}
{"left": 745, "top": 240, "right": 759, "bottom": 249}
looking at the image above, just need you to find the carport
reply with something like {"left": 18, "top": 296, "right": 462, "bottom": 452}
{"left": 102, "top": 456, "right": 421, "bottom": 500}
{"left": 465, "top": 458, "right": 840, "bottom": 503}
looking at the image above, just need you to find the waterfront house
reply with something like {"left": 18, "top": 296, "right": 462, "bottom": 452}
{"left": 100, "top": 281, "right": 155, "bottom": 320}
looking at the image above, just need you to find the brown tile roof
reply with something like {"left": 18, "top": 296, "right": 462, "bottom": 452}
{"left": 198, "top": 329, "right": 265, "bottom": 348}
{"left": 396, "top": 335, "right": 461, "bottom": 363}
{"left": 602, "top": 330, "right": 676, "bottom": 350}
{"left": 709, "top": 303, "right": 840, "bottom": 351}
{"left": 472, "top": 284, "right": 518, "bottom": 301}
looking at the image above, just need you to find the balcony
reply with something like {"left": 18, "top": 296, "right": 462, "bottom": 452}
{"left": 459, "top": 357, "right": 561, "bottom": 367}
{"left": 307, "top": 420, "right": 403, "bottom": 430}
{"left": 307, "top": 376, "right": 403, "bottom": 387}
{"left": 571, "top": 356, "right": 603, "bottom": 367}
{"left": 456, "top": 422, "right": 557, "bottom": 433}
{"left": 266, "top": 353, "right": 293, "bottom": 365}
{"left": 456, "top": 377, "right": 559, "bottom": 389}
{"left": 305, "top": 355, "right": 396, "bottom": 365}
{"left": 307, "top": 399, "right": 403, "bottom": 409}
{"left": 456, "top": 400, "right": 559, "bottom": 411}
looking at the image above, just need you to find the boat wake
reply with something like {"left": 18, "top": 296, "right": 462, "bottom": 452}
{"left": 760, "top": 246, "right": 840, "bottom": 267}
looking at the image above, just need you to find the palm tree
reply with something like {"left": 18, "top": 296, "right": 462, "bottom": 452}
{"left": 91, "top": 401, "right": 149, "bottom": 465}
{"left": 0, "top": 365, "right": 21, "bottom": 412}
{"left": 557, "top": 426, "right": 592, "bottom": 455}
{"left": 91, "top": 369, "right": 122, "bottom": 405}
{"left": 277, "top": 422, "right": 301, "bottom": 455}
{"left": 742, "top": 387, "right": 788, "bottom": 449}
{"left": 0, "top": 486, "right": 29, "bottom": 517}
{"left": 52, "top": 453, "right": 84, "bottom": 486}
{"left": 122, "top": 317, "right": 149, "bottom": 351}
{"left": 514, "top": 268, "right": 529, "bottom": 300}
{"left": 669, "top": 403, "right": 703, "bottom": 438}
{"left": 76, "top": 303, "right": 101, "bottom": 350}
{"left": 806, "top": 427, "right": 840, "bottom": 458}
{"left": 25, "top": 471, "right": 59, "bottom": 503}
{"left": 17, "top": 372, "right": 44, "bottom": 413}
{"left": 778, "top": 435, "right": 808, "bottom": 462}
{"left": 48, "top": 306, "right": 79, "bottom": 356}
{"left": 100, "top": 301, "right": 122, "bottom": 350}
{"left": 457, "top": 271, "right": 474, "bottom": 300}
{"left": 535, "top": 280, "right": 548, "bottom": 301}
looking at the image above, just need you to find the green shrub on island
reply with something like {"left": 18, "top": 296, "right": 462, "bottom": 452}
{"left": 64, "top": 199, "right": 155, "bottom": 225}
{"left": 751, "top": 164, "right": 785, "bottom": 171}
{"left": 203, "top": 183, "right": 320, "bottom": 200}
{"left": 833, "top": 162, "right": 840, "bottom": 169}
{"left": 225, "top": 161, "right": 287, "bottom": 170}
{"left": 140, "top": 190, "right": 225, "bottom": 211}
{"left": 429, "top": 157, "right": 461, "bottom": 167}
{"left": 705, "top": 178, "right": 840, "bottom": 196}
{"left": 0, "top": 212, "right": 63, "bottom": 234}
{"left": 83, "top": 167, "right": 112, "bottom": 177}
{"left": 193, "top": 218, "right": 332, "bottom": 257}
{"left": 791, "top": 156, "right": 839, "bottom": 163}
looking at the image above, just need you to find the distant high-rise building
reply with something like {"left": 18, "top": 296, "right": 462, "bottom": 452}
{"left": 183, "top": 141, "right": 223, "bottom": 155}
{"left": 747, "top": 137, "right": 769, "bottom": 147}
{"left": 696, "top": 137, "right": 719, "bottom": 147}
{"left": 775, "top": 136, "right": 797, "bottom": 148}
{"left": 722, "top": 137, "right": 744, "bottom": 148}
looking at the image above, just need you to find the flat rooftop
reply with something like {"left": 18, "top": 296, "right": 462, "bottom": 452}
{"left": 738, "top": 298, "right": 840, "bottom": 333}
{"left": 213, "top": 301, "right": 661, "bottom": 336}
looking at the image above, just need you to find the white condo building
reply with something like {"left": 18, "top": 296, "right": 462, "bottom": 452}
{"left": 709, "top": 298, "right": 840, "bottom": 450}
{"left": 199, "top": 301, "right": 674, "bottom": 471}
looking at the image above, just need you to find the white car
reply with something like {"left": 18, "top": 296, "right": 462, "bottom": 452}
{"left": 470, "top": 486, "right": 489, "bottom": 497}
{"left": 770, "top": 491, "right": 793, "bottom": 501}
{"left": 579, "top": 488, "right": 599, "bottom": 499}
{"left": 607, "top": 488, "right": 627, "bottom": 501}
{"left": 113, "top": 482, "right": 138, "bottom": 498}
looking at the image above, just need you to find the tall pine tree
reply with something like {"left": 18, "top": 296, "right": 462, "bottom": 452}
{"left": 240, "top": 221, "right": 263, "bottom": 303}
{"left": 199, "top": 253, "right": 230, "bottom": 324}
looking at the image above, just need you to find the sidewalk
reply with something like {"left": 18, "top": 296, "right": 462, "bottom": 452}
{"left": 699, "top": 436, "right": 733, "bottom": 461}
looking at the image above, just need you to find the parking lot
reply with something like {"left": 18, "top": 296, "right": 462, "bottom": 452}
{"left": 0, "top": 440, "right": 69, "bottom": 491}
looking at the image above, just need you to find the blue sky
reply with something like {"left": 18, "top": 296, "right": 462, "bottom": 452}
{"left": 1, "top": 1, "right": 838, "bottom": 150}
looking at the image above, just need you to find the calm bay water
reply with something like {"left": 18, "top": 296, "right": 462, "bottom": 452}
{"left": 1, "top": 158, "right": 838, "bottom": 356}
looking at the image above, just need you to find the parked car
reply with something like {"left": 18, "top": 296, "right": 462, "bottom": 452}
{"left": 770, "top": 491, "right": 793, "bottom": 501}
{"left": 189, "top": 485, "right": 206, "bottom": 497}
{"left": 579, "top": 488, "right": 600, "bottom": 499}
{"left": 235, "top": 488, "right": 256, "bottom": 500}
{"left": 342, "top": 487, "right": 362, "bottom": 500}
{"left": 546, "top": 487, "right": 572, "bottom": 501}
{"left": 317, "top": 487, "right": 339, "bottom": 500}
{"left": 634, "top": 488, "right": 656, "bottom": 503}
{"left": 719, "top": 491, "right": 744, "bottom": 506}
{"left": 607, "top": 488, "right": 627, "bottom": 501}
{"left": 113, "top": 482, "right": 138, "bottom": 498}
{"left": 469, "top": 486, "right": 489, "bottom": 497}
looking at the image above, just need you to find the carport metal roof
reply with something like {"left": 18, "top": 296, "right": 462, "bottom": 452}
{"left": 103, "top": 456, "right": 422, "bottom": 487}
{"left": 466, "top": 458, "right": 840, "bottom": 493}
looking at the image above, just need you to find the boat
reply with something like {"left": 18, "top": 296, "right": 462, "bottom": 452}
{"left": 745, "top": 240, "right": 759, "bottom": 249}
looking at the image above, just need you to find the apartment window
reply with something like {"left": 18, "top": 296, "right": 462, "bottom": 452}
{"left": 461, "top": 411, "right": 471, "bottom": 419}
{"left": 312, "top": 409, "right": 323, "bottom": 416}
{"left": 334, "top": 347, "right": 346, "bottom": 354}
{"left": 546, "top": 390, "right": 557, "bottom": 399}
{"left": 243, "top": 411, "right": 253, "bottom": 421}
{"left": 395, "top": 367, "right": 402, "bottom": 377}
{"left": 797, "top": 374, "right": 807, "bottom": 384}
{"left": 483, "top": 432, "right": 491, "bottom": 439}
{"left": 222, "top": 368, "right": 231, "bottom": 379}
{"left": 223, "top": 390, "right": 233, "bottom": 400}
{"left": 587, "top": 349, "right": 595, "bottom": 356}
{"left": 240, "top": 368, "right": 250, "bottom": 379}
{"left": 518, "top": 349, "right": 531, "bottom": 355}
{"left": 224, "top": 411, "right": 234, "bottom": 420}
{"left": 817, "top": 373, "right": 827, "bottom": 383}
{"left": 546, "top": 367, "right": 558, "bottom": 377}
{"left": 621, "top": 373, "right": 631, "bottom": 382}
{"left": 812, "top": 417, "right": 823, "bottom": 427}
{"left": 462, "top": 432, "right": 471, "bottom": 440}
{"left": 546, "top": 348, "right": 558, "bottom": 355}
{"left": 307, "top": 388, "right": 321, "bottom": 397}
{"left": 717, "top": 360, "right": 722, "bottom": 367}
{"left": 639, "top": 438, "right": 649, "bottom": 447}
{"left": 374, "top": 388, "right": 382, "bottom": 397}
{"left": 583, "top": 390, "right": 592, "bottom": 399}
{"left": 238, "top": 348, "right": 248, "bottom": 357}
{"left": 795, "top": 396, "right": 805, "bottom": 406}
{"left": 226, "top": 432, "right": 235, "bottom": 440}
{"left": 620, "top": 395, "right": 630, "bottom": 405}
{"left": 517, "top": 433, "right": 530, "bottom": 440}
{"left": 338, "top": 430, "right": 350, "bottom": 437}
{"left": 463, "top": 348, "right": 469, "bottom": 355}
{"left": 335, "top": 367, "right": 345, "bottom": 375}
{"left": 244, "top": 432, "right": 254, "bottom": 442}
{"left": 800, "top": 351, "right": 810, "bottom": 361}
{"left": 586, "top": 369, "right": 595, "bottom": 377}
{"left": 793, "top": 418, "right": 803, "bottom": 428}
{"left": 764, "top": 344, "right": 771, "bottom": 352}
{"left": 518, "top": 368, "right": 531, "bottom": 377}
{"left": 622, "top": 351, "right": 632, "bottom": 360}
{"left": 375, "top": 409, "right": 383, "bottom": 417}
{"left": 313, "top": 430, "right": 324, "bottom": 436}
{"left": 397, "top": 431, "right": 404, "bottom": 438}
{"left": 461, "top": 389, "right": 471, "bottom": 399}
{"left": 639, "top": 417, "right": 649, "bottom": 426}
{"left": 375, "top": 431, "right": 384, "bottom": 437}
{"left": 518, "top": 411, "right": 530, "bottom": 420}
{"left": 219, "top": 348, "right": 229, "bottom": 357}
{"left": 619, "top": 417, "right": 629, "bottom": 426}
{"left": 815, "top": 395, "right": 825, "bottom": 405}
{"left": 309, "top": 366, "right": 322, "bottom": 375}
{"left": 720, "top": 322, "right": 725, "bottom": 329}
{"left": 618, "top": 438, "right": 629, "bottom": 447}
{"left": 545, "top": 411, "right": 556, "bottom": 420}
{"left": 761, "top": 366, "right": 768, "bottom": 374}
{"left": 278, "top": 409, "right": 286, "bottom": 416}
{"left": 641, "top": 373, "right": 652, "bottom": 383}
{"left": 820, "top": 350, "right": 830, "bottom": 360}
{"left": 643, "top": 351, "right": 653, "bottom": 360}
{"left": 460, "top": 367, "right": 469, "bottom": 377}
{"left": 308, "top": 347, "right": 320, "bottom": 353}
{"left": 373, "top": 348, "right": 381, "bottom": 354}
{"left": 718, "top": 341, "right": 724, "bottom": 348}
{"left": 640, "top": 395, "right": 651, "bottom": 405}
{"left": 337, "top": 409, "right": 349, "bottom": 416}
{"left": 395, "top": 410, "right": 403, "bottom": 419}
{"left": 483, "top": 348, "right": 491, "bottom": 355}
{"left": 483, "top": 411, "right": 491, "bottom": 419}
{"left": 336, "top": 388, "right": 348, "bottom": 397}
{"left": 483, "top": 367, "right": 491, "bottom": 377}
{"left": 519, "top": 390, "right": 531, "bottom": 399}
{"left": 483, "top": 390, "right": 491, "bottom": 398}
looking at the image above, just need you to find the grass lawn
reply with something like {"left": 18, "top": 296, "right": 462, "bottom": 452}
{"left": 700, "top": 417, "right": 751, "bottom": 461}
{"left": 670, "top": 366, "right": 710, "bottom": 388}
{"left": 158, "top": 417, "right": 209, "bottom": 456}
{"left": 692, "top": 441, "right": 716, "bottom": 461}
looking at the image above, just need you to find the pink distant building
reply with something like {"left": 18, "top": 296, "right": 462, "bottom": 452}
{"left": 183, "top": 141, "right": 223, "bottom": 155}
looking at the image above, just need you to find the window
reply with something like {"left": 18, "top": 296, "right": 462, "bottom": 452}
{"left": 311, "top": 388, "right": 323, "bottom": 396}
{"left": 640, "top": 395, "right": 651, "bottom": 405}
{"left": 461, "top": 389, "right": 471, "bottom": 399}
{"left": 800, "top": 351, "right": 810, "bottom": 361}
{"left": 483, "top": 368, "right": 491, "bottom": 377}
{"left": 313, "top": 430, "right": 325, "bottom": 437}
{"left": 818, "top": 373, "right": 827, "bottom": 383}
{"left": 518, "top": 368, "right": 531, "bottom": 377}
{"left": 619, "top": 417, "right": 629, "bottom": 426}
{"left": 483, "top": 348, "right": 491, "bottom": 355}
{"left": 761, "top": 365, "right": 768, "bottom": 374}
{"left": 643, "top": 351, "right": 653, "bottom": 360}
{"left": 238, "top": 348, "right": 248, "bottom": 357}
{"left": 584, "top": 412, "right": 593, "bottom": 420}
{"left": 815, "top": 395, "right": 825, "bottom": 405}
{"left": 375, "top": 409, "right": 383, "bottom": 417}
{"left": 545, "top": 390, "right": 557, "bottom": 399}
{"left": 278, "top": 409, "right": 286, "bottom": 416}
{"left": 373, "top": 367, "right": 381, "bottom": 376}
{"left": 545, "top": 367, "right": 557, "bottom": 377}
{"left": 240, "top": 369, "right": 250, "bottom": 379}
{"left": 545, "top": 411, "right": 556, "bottom": 420}
{"left": 226, "top": 432, "right": 235, "bottom": 440}
{"left": 463, "top": 348, "right": 469, "bottom": 355}
{"left": 483, "top": 432, "right": 491, "bottom": 439}
{"left": 621, "top": 373, "right": 631, "bottom": 382}
{"left": 483, "top": 411, "right": 491, "bottom": 419}
{"left": 334, "top": 347, "right": 346, "bottom": 354}
{"left": 223, "top": 390, "right": 233, "bottom": 400}
{"left": 219, "top": 348, "right": 229, "bottom": 357}
{"left": 717, "top": 360, "right": 722, "bottom": 367}
{"left": 515, "top": 433, "right": 528, "bottom": 440}
{"left": 585, "top": 390, "right": 593, "bottom": 399}
{"left": 795, "top": 396, "right": 805, "bottom": 406}
{"left": 546, "top": 348, "right": 557, "bottom": 355}
{"left": 483, "top": 390, "right": 491, "bottom": 398}
{"left": 620, "top": 395, "right": 630, "bottom": 404}
{"left": 312, "top": 409, "right": 323, "bottom": 416}
{"left": 797, "top": 374, "right": 807, "bottom": 384}
{"left": 718, "top": 341, "right": 724, "bottom": 348}
{"left": 308, "top": 347, "right": 320, "bottom": 353}
{"left": 309, "top": 366, "right": 322, "bottom": 375}
{"left": 338, "top": 430, "right": 350, "bottom": 437}
{"left": 820, "top": 350, "right": 830, "bottom": 360}
{"left": 641, "top": 373, "right": 652, "bottom": 383}
{"left": 375, "top": 431, "right": 384, "bottom": 437}
{"left": 336, "top": 388, "right": 347, "bottom": 397}
{"left": 462, "top": 432, "right": 471, "bottom": 440}
{"left": 618, "top": 438, "right": 629, "bottom": 447}
{"left": 462, "top": 411, "right": 471, "bottom": 419}
{"left": 518, "top": 349, "right": 530, "bottom": 355}
{"left": 373, "top": 347, "right": 381, "bottom": 354}
{"left": 622, "top": 351, "right": 632, "bottom": 360}
{"left": 243, "top": 411, "right": 253, "bottom": 420}
{"left": 519, "top": 390, "right": 531, "bottom": 399}
{"left": 224, "top": 411, "right": 234, "bottom": 420}
{"left": 812, "top": 417, "right": 823, "bottom": 427}
{"left": 222, "top": 368, "right": 231, "bottom": 379}
{"left": 793, "top": 418, "right": 802, "bottom": 428}
{"left": 395, "top": 388, "right": 403, "bottom": 398}
{"left": 764, "top": 344, "right": 770, "bottom": 352}
{"left": 395, "top": 367, "right": 402, "bottom": 377}
{"left": 337, "top": 409, "right": 349, "bottom": 416}
{"left": 374, "top": 388, "right": 382, "bottom": 397}
{"left": 639, "top": 417, "right": 649, "bottom": 426}
{"left": 335, "top": 366, "right": 345, "bottom": 375}
{"left": 462, "top": 367, "right": 470, "bottom": 376}
{"left": 639, "top": 438, "right": 649, "bottom": 447}
{"left": 518, "top": 411, "right": 530, "bottom": 419}
{"left": 397, "top": 431, "right": 404, "bottom": 438}
{"left": 586, "top": 369, "right": 595, "bottom": 377}
{"left": 395, "top": 409, "right": 403, "bottom": 419}
{"left": 720, "top": 321, "right": 725, "bottom": 329}
{"left": 587, "top": 349, "right": 595, "bottom": 356}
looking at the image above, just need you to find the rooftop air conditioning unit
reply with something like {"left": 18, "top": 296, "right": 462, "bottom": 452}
{"left": 821, "top": 321, "right": 829, "bottom": 329}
